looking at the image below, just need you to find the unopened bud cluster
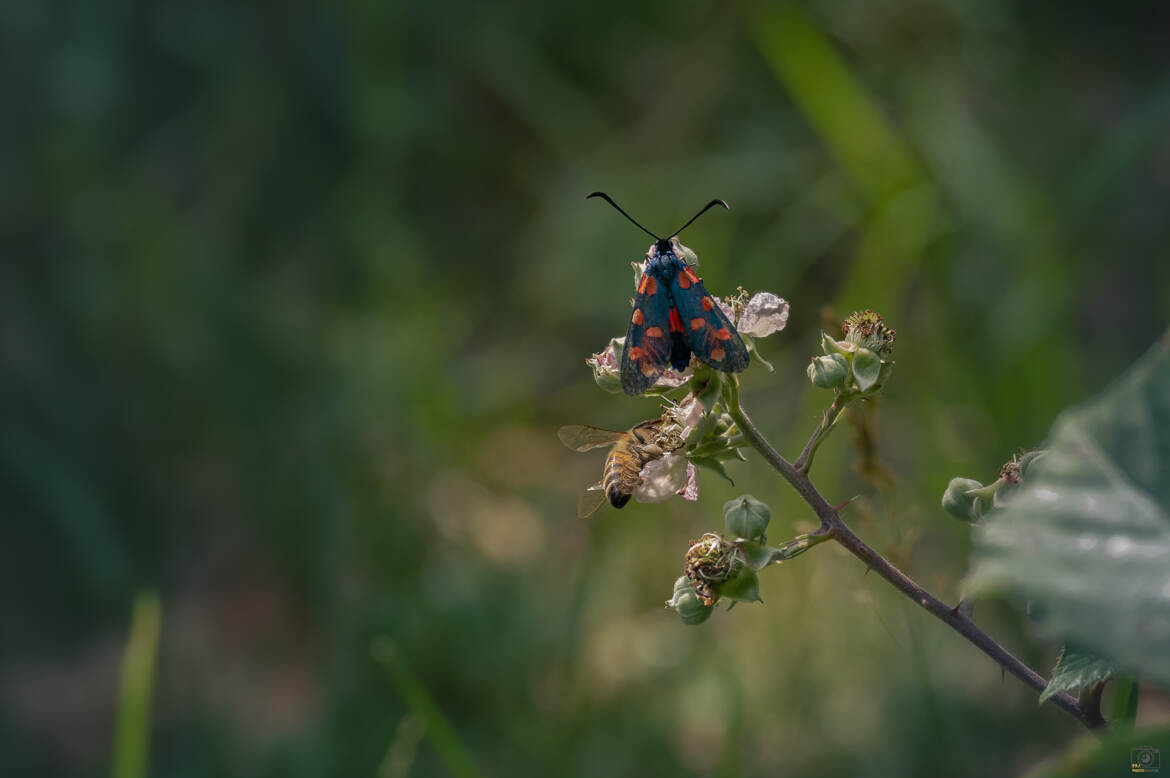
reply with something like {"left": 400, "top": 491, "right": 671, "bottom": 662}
{"left": 808, "top": 310, "right": 896, "bottom": 395}
{"left": 942, "top": 450, "right": 1045, "bottom": 523}
{"left": 667, "top": 495, "right": 773, "bottom": 623}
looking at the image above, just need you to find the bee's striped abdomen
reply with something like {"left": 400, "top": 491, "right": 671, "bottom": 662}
{"left": 603, "top": 439, "right": 641, "bottom": 509}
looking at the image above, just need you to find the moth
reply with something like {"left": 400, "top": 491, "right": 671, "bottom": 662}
{"left": 588, "top": 192, "right": 749, "bottom": 395}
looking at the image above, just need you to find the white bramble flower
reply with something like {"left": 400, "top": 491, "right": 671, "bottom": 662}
{"left": 738, "top": 292, "right": 789, "bottom": 338}
{"left": 718, "top": 291, "right": 790, "bottom": 338}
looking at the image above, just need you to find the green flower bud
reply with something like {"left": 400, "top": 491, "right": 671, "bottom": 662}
{"left": 851, "top": 347, "right": 882, "bottom": 392}
{"left": 717, "top": 564, "right": 762, "bottom": 604}
{"left": 808, "top": 353, "right": 849, "bottom": 389}
{"left": 942, "top": 477, "right": 984, "bottom": 522}
{"left": 668, "top": 576, "right": 713, "bottom": 625}
{"left": 1018, "top": 449, "right": 1046, "bottom": 478}
{"left": 723, "top": 495, "right": 771, "bottom": 541}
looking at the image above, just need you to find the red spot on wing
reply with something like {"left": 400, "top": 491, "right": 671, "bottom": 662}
{"left": 683, "top": 267, "right": 700, "bottom": 285}
{"left": 644, "top": 326, "right": 664, "bottom": 338}
{"left": 690, "top": 317, "right": 706, "bottom": 331}
{"left": 669, "top": 308, "right": 684, "bottom": 333}
{"left": 710, "top": 346, "right": 726, "bottom": 361}
{"left": 627, "top": 346, "right": 644, "bottom": 360}
{"left": 715, "top": 328, "right": 731, "bottom": 341}
{"left": 637, "top": 274, "right": 658, "bottom": 296}
{"left": 676, "top": 271, "right": 691, "bottom": 289}
{"left": 701, "top": 296, "right": 714, "bottom": 311}
{"left": 631, "top": 308, "right": 644, "bottom": 325}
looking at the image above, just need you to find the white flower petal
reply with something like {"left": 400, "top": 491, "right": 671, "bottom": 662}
{"left": 680, "top": 395, "right": 703, "bottom": 438}
{"left": 634, "top": 453, "right": 690, "bottom": 503}
{"left": 739, "top": 293, "right": 789, "bottom": 338}
{"left": 654, "top": 367, "right": 692, "bottom": 388}
{"left": 679, "top": 463, "right": 700, "bottom": 501}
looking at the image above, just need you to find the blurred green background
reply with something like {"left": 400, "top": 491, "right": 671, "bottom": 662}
{"left": 4, "top": 1, "right": 1170, "bottom": 776}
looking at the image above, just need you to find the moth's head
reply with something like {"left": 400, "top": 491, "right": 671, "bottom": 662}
{"left": 651, "top": 237, "right": 674, "bottom": 257}
{"left": 647, "top": 236, "right": 699, "bottom": 266}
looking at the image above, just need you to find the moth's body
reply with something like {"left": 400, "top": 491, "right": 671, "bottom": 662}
{"left": 621, "top": 236, "right": 750, "bottom": 395}
{"left": 557, "top": 420, "right": 683, "bottom": 517}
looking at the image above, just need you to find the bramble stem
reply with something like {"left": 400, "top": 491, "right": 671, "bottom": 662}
{"left": 794, "top": 392, "right": 848, "bottom": 473}
{"left": 723, "top": 376, "right": 1103, "bottom": 730}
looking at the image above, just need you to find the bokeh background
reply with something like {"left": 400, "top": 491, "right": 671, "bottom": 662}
{"left": 4, "top": 1, "right": 1170, "bottom": 776}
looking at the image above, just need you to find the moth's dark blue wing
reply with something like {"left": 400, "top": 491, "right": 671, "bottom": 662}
{"left": 669, "top": 261, "right": 749, "bottom": 373}
{"left": 620, "top": 268, "right": 676, "bottom": 395}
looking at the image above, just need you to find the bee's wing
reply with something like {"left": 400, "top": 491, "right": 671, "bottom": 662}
{"left": 558, "top": 425, "right": 625, "bottom": 452}
{"left": 578, "top": 483, "right": 607, "bottom": 518}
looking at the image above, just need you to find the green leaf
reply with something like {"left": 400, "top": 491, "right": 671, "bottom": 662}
{"left": 1040, "top": 646, "right": 1114, "bottom": 704}
{"left": 967, "top": 331, "right": 1170, "bottom": 686}
{"left": 1111, "top": 676, "right": 1140, "bottom": 730}
{"left": 693, "top": 456, "right": 735, "bottom": 485}
{"left": 851, "top": 347, "right": 881, "bottom": 392}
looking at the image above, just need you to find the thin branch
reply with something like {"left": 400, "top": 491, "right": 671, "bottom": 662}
{"left": 794, "top": 392, "right": 848, "bottom": 473}
{"left": 724, "top": 377, "right": 1103, "bottom": 730}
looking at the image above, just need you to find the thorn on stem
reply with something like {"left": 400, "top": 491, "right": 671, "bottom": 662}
{"left": 830, "top": 495, "right": 860, "bottom": 514}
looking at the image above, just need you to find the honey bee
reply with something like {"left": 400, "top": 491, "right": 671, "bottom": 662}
{"left": 558, "top": 420, "right": 683, "bottom": 517}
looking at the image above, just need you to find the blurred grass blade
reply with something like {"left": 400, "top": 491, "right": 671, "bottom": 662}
{"left": 378, "top": 714, "right": 427, "bottom": 778}
{"left": 112, "top": 592, "right": 162, "bottom": 778}
{"left": 372, "top": 637, "right": 480, "bottom": 778}
{"left": 747, "top": 1, "right": 942, "bottom": 314}
{"left": 748, "top": 2, "right": 919, "bottom": 202}
{"left": 1110, "top": 677, "right": 1139, "bottom": 729}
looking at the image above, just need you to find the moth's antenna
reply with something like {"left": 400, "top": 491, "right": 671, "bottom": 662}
{"left": 586, "top": 192, "right": 661, "bottom": 240}
{"left": 670, "top": 199, "right": 729, "bottom": 237}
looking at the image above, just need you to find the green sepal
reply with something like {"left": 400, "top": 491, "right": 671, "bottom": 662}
{"left": 744, "top": 335, "right": 775, "bottom": 372}
{"left": 822, "top": 331, "right": 855, "bottom": 357}
{"left": 716, "top": 565, "right": 762, "bottom": 604}
{"left": 736, "top": 540, "right": 775, "bottom": 570}
{"left": 852, "top": 347, "right": 881, "bottom": 392}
